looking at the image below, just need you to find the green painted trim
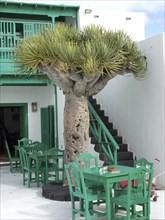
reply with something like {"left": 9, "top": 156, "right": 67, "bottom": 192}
{"left": 0, "top": 75, "right": 51, "bottom": 86}
{"left": 0, "top": 1, "right": 79, "bottom": 18}
{"left": 0, "top": 103, "right": 28, "bottom": 138}
{"left": 54, "top": 85, "right": 59, "bottom": 148}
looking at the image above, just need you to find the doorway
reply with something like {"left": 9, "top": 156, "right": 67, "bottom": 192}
{"left": 0, "top": 103, "right": 28, "bottom": 162}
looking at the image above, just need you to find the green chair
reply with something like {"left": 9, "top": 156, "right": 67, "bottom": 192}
{"left": 5, "top": 141, "right": 21, "bottom": 173}
{"left": 65, "top": 162, "right": 106, "bottom": 220}
{"left": 75, "top": 153, "right": 103, "bottom": 191}
{"left": 75, "top": 153, "right": 99, "bottom": 170}
{"left": 111, "top": 166, "right": 154, "bottom": 220}
{"left": 19, "top": 147, "right": 45, "bottom": 188}
{"left": 134, "top": 158, "right": 154, "bottom": 216}
{"left": 30, "top": 141, "right": 48, "bottom": 154}
{"left": 45, "top": 148, "right": 64, "bottom": 183}
{"left": 134, "top": 157, "right": 154, "bottom": 170}
{"left": 18, "top": 138, "right": 32, "bottom": 148}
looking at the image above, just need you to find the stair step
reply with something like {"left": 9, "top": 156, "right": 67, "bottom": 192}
{"left": 94, "top": 143, "right": 128, "bottom": 153}
{"left": 89, "top": 97, "right": 97, "bottom": 105}
{"left": 90, "top": 135, "right": 123, "bottom": 144}
{"left": 117, "top": 160, "right": 134, "bottom": 167}
{"left": 97, "top": 110, "right": 105, "bottom": 117}
{"left": 113, "top": 136, "right": 123, "bottom": 143}
{"left": 94, "top": 104, "right": 101, "bottom": 111}
{"left": 103, "top": 160, "right": 134, "bottom": 167}
{"left": 100, "top": 116, "right": 109, "bottom": 123}
{"left": 89, "top": 129, "right": 117, "bottom": 137}
{"left": 117, "top": 152, "right": 133, "bottom": 161}
{"left": 106, "top": 122, "right": 114, "bottom": 129}
{"left": 117, "top": 144, "right": 128, "bottom": 152}
{"left": 99, "top": 151, "right": 133, "bottom": 162}
{"left": 90, "top": 116, "right": 109, "bottom": 124}
{"left": 109, "top": 129, "right": 118, "bottom": 136}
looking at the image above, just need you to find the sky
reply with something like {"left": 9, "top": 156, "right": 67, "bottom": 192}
{"left": 5, "top": 0, "right": 165, "bottom": 38}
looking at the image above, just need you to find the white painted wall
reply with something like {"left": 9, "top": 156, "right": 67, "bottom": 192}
{"left": 78, "top": 8, "right": 145, "bottom": 41}
{"left": 0, "top": 85, "right": 55, "bottom": 141}
{"left": 57, "top": 88, "right": 65, "bottom": 148}
{"left": 95, "top": 33, "right": 165, "bottom": 188}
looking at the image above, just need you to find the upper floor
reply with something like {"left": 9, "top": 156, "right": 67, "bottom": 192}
{"left": 0, "top": 1, "right": 79, "bottom": 86}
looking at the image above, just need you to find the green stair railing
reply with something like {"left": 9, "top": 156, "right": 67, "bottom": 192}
{"left": 88, "top": 101, "right": 119, "bottom": 165}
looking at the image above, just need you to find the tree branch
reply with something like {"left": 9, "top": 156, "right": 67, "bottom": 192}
{"left": 69, "top": 72, "right": 82, "bottom": 81}
{"left": 86, "top": 74, "right": 101, "bottom": 91}
{"left": 87, "top": 75, "right": 115, "bottom": 96}
{"left": 38, "top": 64, "right": 74, "bottom": 93}
{"left": 83, "top": 75, "right": 97, "bottom": 82}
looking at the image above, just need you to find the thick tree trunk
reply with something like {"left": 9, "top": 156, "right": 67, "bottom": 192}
{"left": 64, "top": 93, "right": 89, "bottom": 164}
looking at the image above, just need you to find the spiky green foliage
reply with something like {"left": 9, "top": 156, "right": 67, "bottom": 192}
{"left": 15, "top": 24, "right": 146, "bottom": 79}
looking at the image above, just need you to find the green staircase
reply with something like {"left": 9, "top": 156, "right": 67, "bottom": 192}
{"left": 88, "top": 96, "right": 134, "bottom": 167}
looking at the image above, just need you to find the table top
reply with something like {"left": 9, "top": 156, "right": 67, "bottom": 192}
{"left": 83, "top": 165, "right": 136, "bottom": 182}
{"left": 28, "top": 151, "right": 64, "bottom": 160}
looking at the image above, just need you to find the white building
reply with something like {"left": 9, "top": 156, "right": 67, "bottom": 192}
{"left": 0, "top": 0, "right": 164, "bottom": 187}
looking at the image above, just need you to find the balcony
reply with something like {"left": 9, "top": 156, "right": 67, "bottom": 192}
{"left": 0, "top": 20, "right": 52, "bottom": 85}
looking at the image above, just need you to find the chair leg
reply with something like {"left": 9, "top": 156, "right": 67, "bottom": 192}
{"left": 9, "top": 161, "right": 14, "bottom": 173}
{"left": 72, "top": 200, "right": 76, "bottom": 220}
{"left": 131, "top": 205, "right": 136, "bottom": 217}
{"left": 84, "top": 201, "right": 90, "bottom": 220}
{"left": 56, "top": 168, "right": 59, "bottom": 181}
{"left": 28, "top": 172, "right": 31, "bottom": 188}
{"left": 23, "top": 171, "right": 26, "bottom": 185}
{"left": 127, "top": 207, "right": 131, "bottom": 220}
{"left": 10, "top": 166, "right": 13, "bottom": 173}
{"left": 111, "top": 203, "right": 115, "bottom": 219}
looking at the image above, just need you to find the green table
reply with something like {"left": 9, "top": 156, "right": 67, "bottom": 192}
{"left": 28, "top": 152, "right": 47, "bottom": 186}
{"left": 28, "top": 151, "right": 64, "bottom": 187}
{"left": 83, "top": 165, "right": 136, "bottom": 220}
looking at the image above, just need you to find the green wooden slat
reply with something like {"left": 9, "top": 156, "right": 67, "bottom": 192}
{"left": 41, "top": 107, "right": 50, "bottom": 147}
{"left": 0, "top": 76, "right": 51, "bottom": 85}
{"left": 48, "top": 105, "right": 55, "bottom": 148}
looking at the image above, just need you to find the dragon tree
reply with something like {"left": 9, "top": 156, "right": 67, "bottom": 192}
{"left": 15, "top": 24, "right": 147, "bottom": 165}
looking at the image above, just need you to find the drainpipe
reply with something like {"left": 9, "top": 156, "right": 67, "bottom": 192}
{"left": 54, "top": 85, "right": 59, "bottom": 148}
{"left": 50, "top": 16, "right": 59, "bottom": 148}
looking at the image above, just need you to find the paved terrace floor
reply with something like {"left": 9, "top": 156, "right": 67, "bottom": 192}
{"left": 0, "top": 165, "right": 165, "bottom": 220}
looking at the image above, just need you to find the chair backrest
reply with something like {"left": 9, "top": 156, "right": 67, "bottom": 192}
{"left": 134, "top": 157, "right": 154, "bottom": 170}
{"left": 5, "top": 141, "right": 12, "bottom": 162}
{"left": 134, "top": 158, "right": 154, "bottom": 194}
{"left": 75, "top": 153, "right": 99, "bottom": 171}
{"left": 19, "top": 147, "right": 30, "bottom": 169}
{"left": 128, "top": 167, "right": 146, "bottom": 193}
{"left": 65, "top": 162, "right": 87, "bottom": 199}
{"left": 30, "top": 141, "right": 48, "bottom": 154}
{"left": 127, "top": 166, "right": 154, "bottom": 200}
{"left": 45, "top": 148, "right": 64, "bottom": 161}
{"left": 18, "top": 138, "right": 32, "bottom": 148}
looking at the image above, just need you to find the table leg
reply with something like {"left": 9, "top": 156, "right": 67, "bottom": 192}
{"left": 36, "top": 159, "right": 40, "bottom": 187}
{"left": 104, "top": 182, "right": 113, "bottom": 220}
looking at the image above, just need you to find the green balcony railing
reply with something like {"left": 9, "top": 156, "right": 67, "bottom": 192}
{"left": 88, "top": 101, "right": 119, "bottom": 165}
{"left": 0, "top": 20, "right": 52, "bottom": 75}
